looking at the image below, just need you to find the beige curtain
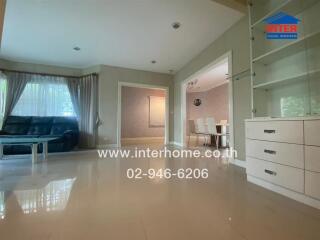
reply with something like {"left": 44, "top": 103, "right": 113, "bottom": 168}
{"left": 3, "top": 72, "right": 31, "bottom": 123}
{"left": 78, "top": 74, "right": 98, "bottom": 148}
{"left": 66, "top": 77, "right": 80, "bottom": 118}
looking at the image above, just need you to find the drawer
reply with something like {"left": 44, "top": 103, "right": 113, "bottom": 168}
{"left": 305, "top": 146, "right": 320, "bottom": 172}
{"left": 305, "top": 171, "right": 320, "bottom": 200}
{"left": 304, "top": 120, "right": 320, "bottom": 146}
{"left": 246, "top": 121, "right": 303, "bottom": 144}
{"left": 246, "top": 157, "right": 304, "bottom": 193}
{"left": 246, "top": 139, "right": 304, "bottom": 169}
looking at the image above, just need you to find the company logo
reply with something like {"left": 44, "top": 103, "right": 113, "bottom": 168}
{"left": 264, "top": 12, "right": 300, "bottom": 40}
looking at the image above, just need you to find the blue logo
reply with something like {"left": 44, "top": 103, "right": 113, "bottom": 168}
{"left": 264, "top": 12, "right": 300, "bottom": 40}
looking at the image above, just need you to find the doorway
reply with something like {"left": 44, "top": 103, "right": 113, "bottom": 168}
{"left": 181, "top": 51, "right": 234, "bottom": 149}
{"left": 117, "top": 82, "right": 169, "bottom": 148}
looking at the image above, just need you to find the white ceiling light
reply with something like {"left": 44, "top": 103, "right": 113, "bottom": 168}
{"left": 188, "top": 61, "right": 229, "bottom": 93}
{"left": 187, "top": 79, "right": 198, "bottom": 90}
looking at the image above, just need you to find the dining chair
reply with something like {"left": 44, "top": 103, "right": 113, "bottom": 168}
{"left": 220, "top": 120, "right": 228, "bottom": 125}
{"left": 188, "top": 120, "right": 197, "bottom": 147}
{"left": 219, "top": 120, "right": 229, "bottom": 147}
{"left": 206, "top": 117, "right": 225, "bottom": 149}
{"left": 195, "top": 118, "right": 210, "bottom": 146}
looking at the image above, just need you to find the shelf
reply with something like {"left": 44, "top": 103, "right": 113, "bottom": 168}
{"left": 252, "top": 30, "right": 320, "bottom": 64}
{"left": 253, "top": 69, "right": 320, "bottom": 90}
{"left": 251, "top": 0, "right": 319, "bottom": 28}
{"left": 250, "top": 0, "right": 320, "bottom": 119}
{"left": 251, "top": 0, "right": 290, "bottom": 28}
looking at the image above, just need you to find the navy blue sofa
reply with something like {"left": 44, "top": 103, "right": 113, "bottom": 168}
{"left": 0, "top": 116, "right": 79, "bottom": 155}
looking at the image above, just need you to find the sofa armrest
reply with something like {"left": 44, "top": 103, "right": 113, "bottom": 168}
{"left": 63, "top": 130, "right": 78, "bottom": 139}
{"left": 63, "top": 130, "right": 79, "bottom": 147}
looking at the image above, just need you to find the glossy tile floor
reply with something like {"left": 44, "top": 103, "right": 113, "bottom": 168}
{"left": 0, "top": 146, "right": 320, "bottom": 240}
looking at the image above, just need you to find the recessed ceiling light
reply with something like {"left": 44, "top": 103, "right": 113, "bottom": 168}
{"left": 172, "top": 22, "right": 181, "bottom": 30}
{"left": 73, "top": 46, "right": 81, "bottom": 51}
{"left": 151, "top": 60, "right": 157, "bottom": 64}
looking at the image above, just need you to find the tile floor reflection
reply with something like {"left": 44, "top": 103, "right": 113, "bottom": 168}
{"left": 0, "top": 148, "right": 319, "bottom": 240}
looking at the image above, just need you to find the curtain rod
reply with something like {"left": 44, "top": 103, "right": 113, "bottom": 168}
{"left": 0, "top": 68, "right": 98, "bottom": 79}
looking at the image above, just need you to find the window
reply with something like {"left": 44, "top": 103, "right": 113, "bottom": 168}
{"left": 12, "top": 76, "right": 75, "bottom": 117}
{"left": 0, "top": 74, "right": 7, "bottom": 128}
{"left": 280, "top": 96, "right": 305, "bottom": 117}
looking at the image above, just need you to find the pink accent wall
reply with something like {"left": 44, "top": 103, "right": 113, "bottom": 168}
{"left": 187, "top": 83, "right": 229, "bottom": 127}
{"left": 121, "top": 86, "right": 165, "bottom": 138}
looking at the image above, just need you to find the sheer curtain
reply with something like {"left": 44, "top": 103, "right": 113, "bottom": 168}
{"left": 66, "top": 78, "right": 80, "bottom": 118}
{"left": 0, "top": 72, "right": 7, "bottom": 128}
{"left": 12, "top": 75, "right": 76, "bottom": 117}
{"left": 3, "top": 71, "right": 31, "bottom": 123}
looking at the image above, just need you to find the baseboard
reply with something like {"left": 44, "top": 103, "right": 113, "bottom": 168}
{"left": 0, "top": 149, "right": 98, "bottom": 161}
{"left": 121, "top": 137, "right": 164, "bottom": 145}
{"left": 169, "top": 141, "right": 184, "bottom": 147}
{"left": 97, "top": 144, "right": 118, "bottom": 149}
{"left": 229, "top": 158, "right": 246, "bottom": 169}
{"left": 186, "top": 136, "right": 207, "bottom": 144}
{"left": 247, "top": 175, "right": 320, "bottom": 210}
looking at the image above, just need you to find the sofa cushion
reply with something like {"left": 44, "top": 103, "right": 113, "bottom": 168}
{"left": 2, "top": 116, "right": 32, "bottom": 135}
{"left": 27, "top": 124, "right": 51, "bottom": 135}
{"left": 0, "top": 130, "right": 9, "bottom": 135}
{"left": 52, "top": 117, "right": 77, "bottom": 124}
{"left": 3, "top": 124, "right": 30, "bottom": 135}
{"left": 31, "top": 117, "right": 53, "bottom": 124}
{"left": 3, "top": 145, "right": 12, "bottom": 155}
{"left": 27, "top": 117, "right": 53, "bottom": 135}
{"left": 11, "top": 145, "right": 32, "bottom": 154}
{"left": 50, "top": 117, "right": 78, "bottom": 135}
{"left": 5, "top": 116, "right": 32, "bottom": 124}
{"left": 50, "top": 124, "right": 76, "bottom": 135}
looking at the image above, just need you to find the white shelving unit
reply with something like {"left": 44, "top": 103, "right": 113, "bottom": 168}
{"left": 247, "top": 0, "right": 320, "bottom": 211}
{"left": 253, "top": 69, "right": 320, "bottom": 90}
{"left": 252, "top": 30, "right": 320, "bottom": 64}
{"left": 249, "top": 0, "right": 320, "bottom": 118}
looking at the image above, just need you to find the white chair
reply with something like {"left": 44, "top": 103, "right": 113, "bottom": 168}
{"left": 220, "top": 120, "right": 228, "bottom": 125}
{"left": 195, "top": 118, "right": 210, "bottom": 146}
{"left": 219, "top": 119, "right": 229, "bottom": 147}
{"left": 206, "top": 117, "right": 225, "bottom": 149}
{"left": 188, "top": 120, "right": 198, "bottom": 146}
{"left": 188, "top": 120, "right": 206, "bottom": 147}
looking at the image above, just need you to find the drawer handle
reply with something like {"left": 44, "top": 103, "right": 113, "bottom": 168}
{"left": 264, "top": 149, "right": 276, "bottom": 155}
{"left": 264, "top": 129, "right": 276, "bottom": 134}
{"left": 264, "top": 169, "right": 277, "bottom": 176}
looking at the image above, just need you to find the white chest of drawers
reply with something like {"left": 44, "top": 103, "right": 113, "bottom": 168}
{"left": 246, "top": 118, "right": 320, "bottom": 209}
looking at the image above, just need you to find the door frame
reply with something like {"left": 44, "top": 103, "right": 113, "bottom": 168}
{"left": 180, "top": 51, "right": 234, "bottom": 149}
{"left": 117, "top": 82, "right": 169, "bottom": 147}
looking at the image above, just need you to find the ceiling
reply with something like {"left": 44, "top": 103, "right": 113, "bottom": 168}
{"left": 0, "top": 0, "right": 243, "bottom": 74}
{"left": 187, "top": 59, "right": 228, "bottom": 93}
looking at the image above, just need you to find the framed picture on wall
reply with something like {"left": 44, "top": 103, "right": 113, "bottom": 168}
{"left": 149, "top": 96, "right": 165, "bottom": 127}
